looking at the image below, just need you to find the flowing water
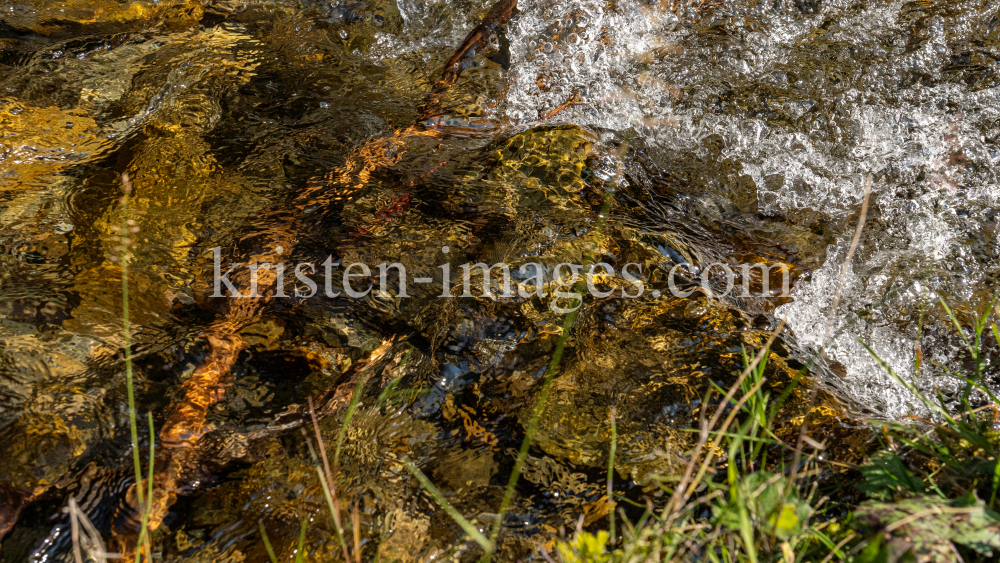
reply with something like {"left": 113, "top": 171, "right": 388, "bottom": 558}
{"left": 0, "top": 0, "right": 998, "bottom": 560}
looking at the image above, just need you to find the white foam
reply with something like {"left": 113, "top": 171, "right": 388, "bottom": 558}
{"left": 494, "top": 0, "right": 1000, "bottom": 417}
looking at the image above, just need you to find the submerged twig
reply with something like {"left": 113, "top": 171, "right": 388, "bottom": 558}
{"left": 419, "top": 0, "right": 518, "bottom": 120}
{"left": 540, "top": 94, "right": 586, "bottom": 121}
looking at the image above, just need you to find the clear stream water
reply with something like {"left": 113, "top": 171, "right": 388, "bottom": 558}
{"left": 0, "top": 0, "right": 998, "bottom": 560}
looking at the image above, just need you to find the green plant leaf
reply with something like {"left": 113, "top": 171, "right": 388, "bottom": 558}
{"left": 556, "top": 531, "right": 612, "bottom": 563}
{"left": 773, "top": 503, "right": 799, "bottom": 540}
{"left": 858, "top": 451, "right": 925, "bottom": 501}
{"left": 854, "top": 494, "right": 1000, "bottom": 558}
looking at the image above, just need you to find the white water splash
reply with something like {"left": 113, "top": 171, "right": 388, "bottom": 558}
{"left": 497, "top": 0, "right": 1000, "bottom": 417}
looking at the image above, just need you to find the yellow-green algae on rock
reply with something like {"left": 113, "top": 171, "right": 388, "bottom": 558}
{"left": 1, "top": 0, "right": 203, "bottom": 35}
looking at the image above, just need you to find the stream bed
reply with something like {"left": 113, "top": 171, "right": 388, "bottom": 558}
{"left": 1, "top": 0, "right": 999, "bottom": 560}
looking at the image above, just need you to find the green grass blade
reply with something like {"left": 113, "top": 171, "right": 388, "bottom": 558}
{"left": 134, "top": 412, "right": 156, "bottom": 561}
{"left": 478, "top": 149, "right": 619, "bottom": 563}
{"left": 119, "top": 195, "right": 141, "bottom": 472}
{"left": 736, "top": 496, "right": 757, "bottom": 563}
{"left": 607, "top": 406, "right": 617, "bottom": 546}
{"left": 301, "top": 430, "right": 349, "bottom": 559}
{"left": 403, "top": 458, "right": 490, "bottom": 549}
{"left": 118, "top": 177, "right": 149, "bottom": 563}
{"left": 990, "top": 457, "right": 1000, "bottom": 509}
{"left": 859, "top": 339, "right": 955, "bottom": 424}
{"left": 293, "top": 517, "right": 308, "bottom": 563}
{"left": 259, "top": 522, "right": 279, "bottom": 563}
{"left": 335, "top": 367, "right": 371, "bottom": 471}
{"left": 938, "top": 296, "right": 973, "bottom": 356}
{"left": 620, "top": 508, "right": 653, "bottom": 563}
{"left": 484, "top": 305, "right": 579, "bottom": 560}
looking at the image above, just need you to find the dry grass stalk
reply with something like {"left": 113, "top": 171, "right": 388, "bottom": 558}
{"left": 70, "top": 497, "right": 83, "bottom": 563}
{"left": 68, "top": 497, "right": 119, "bottom": 563}
{"left": 823, "top": 172, "right": 874, "bottom": 347}
{"left": 607, "top": 406, "right": 618, "bottom": 544}
{"left": 819, "top": 531, "right": 857, "bottom": 563}
{"left": 683, "top": 373, "right": 769, "bottom": 500}
{"left": 306, "top": 396, "right": 353, "bottom": 563}
{"left": 665, "top": 318, "right": 786, "bottom": 519}
{"left": 352, "top": 500, "right": 361, "bottom": 562}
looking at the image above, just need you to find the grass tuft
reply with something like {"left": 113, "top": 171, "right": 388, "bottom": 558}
{"left": 394, "top": 288, "right": 1000, "bottom": 562}
{"left": 116, "top": 172, "right": 155, "bottom": 562}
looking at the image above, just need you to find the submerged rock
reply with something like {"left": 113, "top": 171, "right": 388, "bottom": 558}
{"left": 0, "top": 3, "right": 886, "bottom": 560}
